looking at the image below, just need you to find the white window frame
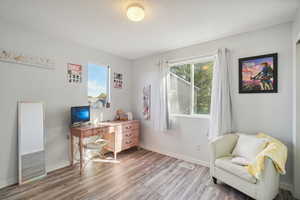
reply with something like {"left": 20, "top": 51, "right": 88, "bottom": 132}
{"left": 168, "top": 56, "right": 215, "bottom": 119}
{"left": 87, "top": 62, "right": 111, "bottom": 108}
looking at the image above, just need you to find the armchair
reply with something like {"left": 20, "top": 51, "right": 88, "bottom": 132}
{"left": 209, "top": 134, "right": 279, "bottom": 200}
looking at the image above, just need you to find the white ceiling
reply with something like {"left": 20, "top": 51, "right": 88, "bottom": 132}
{"left": 0, "top": 0, "right": 299, "bottom": 60}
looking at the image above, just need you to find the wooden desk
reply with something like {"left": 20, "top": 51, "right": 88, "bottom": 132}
{"left": 70, "top": 120, "right": 139, "bottom": 175}
{"left": 70, "top": 124, "right": 113, "bottom": 175}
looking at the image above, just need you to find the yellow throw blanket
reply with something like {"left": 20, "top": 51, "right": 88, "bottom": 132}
{"left": 246, "top": 133, "right": 287, "bottom": 179}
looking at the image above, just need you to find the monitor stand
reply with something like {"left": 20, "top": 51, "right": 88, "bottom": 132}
{"left": 71, "top": 121, "right": 90, "bottom": 128}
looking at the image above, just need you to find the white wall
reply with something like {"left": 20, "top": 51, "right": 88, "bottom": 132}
{"left": 292, "top": 8, "right": 300, "bottom": 199}
{"left": 132, "top": 23, "right": 293, "bottom": 186}
{"left": 0, "top": 19, "right": 133, "bottom": 188}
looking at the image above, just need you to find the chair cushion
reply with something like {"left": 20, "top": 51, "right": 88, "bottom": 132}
{"left": 85, "top": 140, "right": 107, "bottom": 150}
{"left": 231, "top": 156, "right": 251, "bottom": 166}
{"left": 232, "top": 134, "right": 268, "bottom": 162}
{"left": 215, "top": 156, "right": 257, "bottom": 184}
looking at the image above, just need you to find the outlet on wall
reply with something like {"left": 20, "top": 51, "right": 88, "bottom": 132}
{"left": 196, "top": 145, "right": 202, "bottom": 151}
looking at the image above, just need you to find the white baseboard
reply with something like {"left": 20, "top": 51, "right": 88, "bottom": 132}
{"left": 0, "top": 177, "right": 17, "bottom": 189}
{"left": 140, "top": 144, "right": 209, "bottom": 167}
{"left": 46, "top": 160, "right": 70, "bottom": 173}
{"left": 293, "top": 192, "right": 300, "bottom": 200}
{"left": 280, "top": 182, "right": 293, "bottom": 193}
{"left": 0, "top": 160, "right": 70, "bottom": 189}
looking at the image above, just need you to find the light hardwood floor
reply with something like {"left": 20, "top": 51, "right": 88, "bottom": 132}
{"left": 0, "top": 149, "right": 295, "bottom": 200}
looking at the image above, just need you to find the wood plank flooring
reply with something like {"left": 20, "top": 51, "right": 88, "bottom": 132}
{"left": 0, "top": 149, "right": 295, "bottom": 200}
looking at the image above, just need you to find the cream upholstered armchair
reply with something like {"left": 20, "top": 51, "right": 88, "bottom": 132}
{"left": 209, "top": 134, "right": 279, "bottom": 200}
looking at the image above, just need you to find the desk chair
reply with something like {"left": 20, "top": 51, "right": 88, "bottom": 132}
{"left": 74, "top": 135, "right": 108, "bottom": 168}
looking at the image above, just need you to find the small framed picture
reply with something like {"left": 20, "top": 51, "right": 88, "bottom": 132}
{"left": 67, "top": 63, "right": 82, "bottom": 84}
{"left": 113, "top": 72, "right": 123, "bottom": 89}
{"left": 239, "top": 53, "right": 278, "bottom": 93}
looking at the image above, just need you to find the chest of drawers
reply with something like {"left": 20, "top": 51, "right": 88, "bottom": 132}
{"left": 102, "top": 120, "right": 140, "bottom": 158}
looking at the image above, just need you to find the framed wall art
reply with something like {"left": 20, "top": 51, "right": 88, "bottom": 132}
{"left": 0, "top": 48, "right": 54, "bottom": 69}
{"left": 68, "top": 63, "right": 82, "bottom": 83}
{"left": 143, "top": 84, "right": 151, "bottom": 120}
{"left": 113, "top": 72, "right": 123, "bottom": 89}
{"left": 239, "top": 53, "right": 278, "bottom": 93}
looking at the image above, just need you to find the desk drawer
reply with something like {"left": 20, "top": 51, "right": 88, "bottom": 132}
{"left": 93, "top": 128, "right": 104, "bottom": 135}
{"left": 83, "top": 130, "right": 94, "bottom": 137}
{"left": 121, "top": 122, "right": 139, "bottom": 132}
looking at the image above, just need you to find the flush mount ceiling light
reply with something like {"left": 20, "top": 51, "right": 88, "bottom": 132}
{"left": 126, "top": 3, "right": 145, "bottom": 22}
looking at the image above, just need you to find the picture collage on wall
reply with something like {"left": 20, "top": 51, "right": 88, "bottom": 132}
{"left": 113, "top": 72, "right": 123, "bottom": 89}
{"left": 68, "top": 63, "right": 82, "bottom": 83}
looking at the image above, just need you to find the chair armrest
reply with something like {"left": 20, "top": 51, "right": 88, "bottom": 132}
{"left": 209, "top": 134, "right": 238, "bottom": 177}
{"left": 257, "top": 158, "right": 280, "bottom": 199}
{"left": 210, "top": 134, "right": 239, "bottom": 160}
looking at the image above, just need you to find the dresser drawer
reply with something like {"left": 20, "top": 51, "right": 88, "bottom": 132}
{"left": 123, "top": 130, "right": 139, "bottom": 139}
{"left": 122, "top": 137, "right": 139, "bottom": 149}
{"left": 121, "top": 122, "right": 139, "bottom": 132}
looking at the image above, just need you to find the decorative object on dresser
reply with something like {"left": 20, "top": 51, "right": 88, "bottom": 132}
{"left": 127, "top": 112, "right": 133, "bottom": 120}
{"left": 114, "top": 109, "right": 128, "bottom": 121}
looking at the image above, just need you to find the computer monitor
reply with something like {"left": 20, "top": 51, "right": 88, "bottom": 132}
{"left": 71, "top": 106, "right": 90, "bottom": 125}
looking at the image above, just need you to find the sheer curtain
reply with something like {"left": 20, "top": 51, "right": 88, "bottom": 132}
{"left": 208, "top": 48, "right": 233, "bottom": 140}
{"left": 155, "top": 60, "right": 170, "bottom": 131}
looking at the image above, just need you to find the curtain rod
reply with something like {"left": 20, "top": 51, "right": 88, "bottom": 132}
{"left": 157, "top": 48, "right": 228, "bottom": 66}
{"left": 165, "top": 50, "right": 219, "bottom": 66}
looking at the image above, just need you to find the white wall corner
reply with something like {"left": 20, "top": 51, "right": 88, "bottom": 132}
{"left": 0, "top": 177, "right": 17, "bottom": 189}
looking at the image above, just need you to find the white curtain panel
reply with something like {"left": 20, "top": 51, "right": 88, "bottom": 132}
{"left": 155, "top": 60, "right": 171, "bottom": 131}
{"left": 208, "top": 48, "right": 233, "bottom": 140}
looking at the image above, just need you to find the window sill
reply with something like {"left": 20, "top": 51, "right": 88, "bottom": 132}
{"left": 170, "top": 114, "right": 210, "bottom": 119}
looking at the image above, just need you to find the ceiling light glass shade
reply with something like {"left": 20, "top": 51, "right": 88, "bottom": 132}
{"left": 127, "top": 4, "right": 145, "bottom": 22}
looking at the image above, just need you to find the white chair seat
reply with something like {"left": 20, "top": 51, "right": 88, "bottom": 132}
{"left": 85, "top": 139, "right": 107, "bottom": 150}
{"left": 215, "top": 156, "right": 257, "bottom": 184}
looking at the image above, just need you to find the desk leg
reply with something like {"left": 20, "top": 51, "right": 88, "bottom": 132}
{"left": 70, "top": 135, "right": 74, "bottom": 166}
{"left": 114, "top": 132, "right": 117, "bottom": 160}
{"left": 79, "top": 136, "right": 83, "bottom": 175}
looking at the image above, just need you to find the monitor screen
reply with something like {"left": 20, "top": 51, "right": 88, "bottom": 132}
{"left": 71, "top": 106, "right": 90, "bottom": 124}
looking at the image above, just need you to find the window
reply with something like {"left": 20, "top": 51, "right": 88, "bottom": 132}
{"left": 168, "top": 59, "right": 214, "bottom": 116}
{"left": 88, "top": 64, "right": 110, "bottom": 108}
